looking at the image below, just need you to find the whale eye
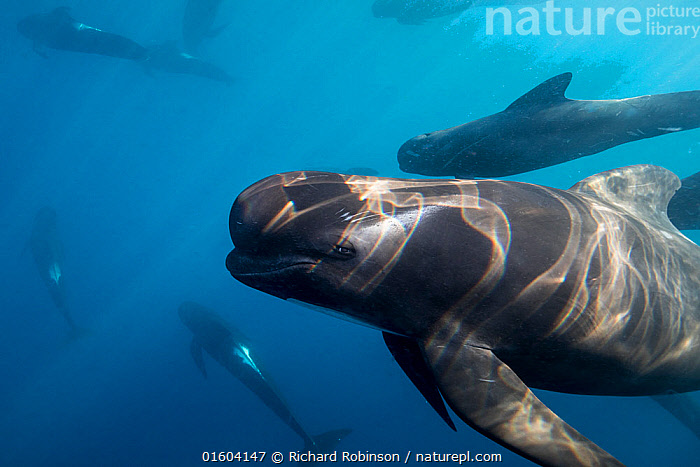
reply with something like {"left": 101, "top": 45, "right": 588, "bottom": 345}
{"left": 331, "top": 241, "right": 356, "bottom": 259}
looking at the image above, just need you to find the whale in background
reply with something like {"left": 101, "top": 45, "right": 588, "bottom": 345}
{"left": 226, "top": 166, "right": 700, "bottom": 466}
{"left": 398, "top": 73, "right": 700, "bottom": 178}
{"left": 17, "top": 7, "right": 147, "bottom": 61}
{"left": 145, "top": 42, "right": 233, "bottom": 85}
{"left": 178, "top": 302, "right": 351, "bottom": 452}
{"left": 373, "top": 0, "right": 537, "bottom": 25}
{"left": 183, "top": 0, "right": 228, "bottom": 54}
{"left": 668, "top": 171, "right": 700, "bottom": 230}
{"left": 29, "top": 207, "right": 79, "bottom": 333}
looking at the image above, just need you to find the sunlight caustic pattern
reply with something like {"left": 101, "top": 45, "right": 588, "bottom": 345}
{"left": 244, "top": 168, "right": 700, "bottom": 388}
{"left": 267, "top": 171, "right": 511, "bottom": 296}
{"left": 229, "top": 167, "right": 700, "bottom": 466}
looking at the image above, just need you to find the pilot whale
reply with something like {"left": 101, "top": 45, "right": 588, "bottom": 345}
{"left": 373, "top": 0, "right": 536, "bottom": 25}
{"left": 398, "top": 73, "right": 700, "bottom": 178}
{"left": 226, "top": 165, "right": 700, "bottom": 466}
{"left": 183, "top": 0, "right": 227, "bottom": 53}
{"left": 668, "top": 171, "right": 700, "bottom": 231}
{"left": 145, "top": 42, "right": 233, "bottom": 85}
{"left": 17, "top": 7, "right": 147, "bottom": 61}
{"left": 29, "top": 207, "right": 78, "bottom": 333}
{"left": 373, "top": 0, "right": 470, "bottom": 24}
{"left": 178, "top": 302, "right": 351, "bottom": 452}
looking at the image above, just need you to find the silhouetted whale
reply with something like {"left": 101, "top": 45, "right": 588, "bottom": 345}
{"left": 668, "top": 171, "right": 700, "bottom": 230}
{"left": 29, "top": 207, "right": 78, "bottom": 333}
{"left": 178, "top": 302, "right": 351, "bottom": 452}
{"left": 373, "top": 0, "right": 536, "bottom": 25}
{"left": 183, "top": 0, "right": 227, "bottom": 54}
{"left": 226, "top": 165, "right": 700, "bottom": 466}
{"left": 145, "top": 42, "right": 233, "bottom": 85}
{"left": 651, "top": 391, "right": 700, "bottom": 440}
{"left": 398, "top": 73, "right": 700, "bottom": 178}
{"left": 17, "top": 7, "right": 147, "bottom": 61}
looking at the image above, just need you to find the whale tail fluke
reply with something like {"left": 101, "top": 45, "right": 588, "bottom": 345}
{"left": 59, "top": 325, "right": 90, "bottom": 348}
{"left": 59, "top": 307, "right": 89, "bottom": 342}
{"left": 64, "top": 321, "right": 90, "bottom": 342}
{"left": 304, "top": 428, "right": 352, "bottom": 454}
{"left": 68, "top": 325, "right": 89, "bottom": 339}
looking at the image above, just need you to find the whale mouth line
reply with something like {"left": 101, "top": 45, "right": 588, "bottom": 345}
{"left": 401, "top": 149, "right": 421, "bottom": 159}
{"left": 229, "top": 261, "right": 315, "bottom": 278}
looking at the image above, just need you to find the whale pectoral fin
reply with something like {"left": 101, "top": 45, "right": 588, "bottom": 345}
{"left": 32, "top": 42, "right": 49, "bottom": 59}
{"left": 383, "top": 332, "right": 456, "bottom": 431}
{"left": 190, "top": 338, "right": 207, "bottom": 378}
{"left": 421, "top": 341, "right": 624, "bottom": 466}
{"left": 651, "top": 391, "right": 700, "bottom": 440}
{"left": 139, "top": 60, "right": 156, "bottom": 78}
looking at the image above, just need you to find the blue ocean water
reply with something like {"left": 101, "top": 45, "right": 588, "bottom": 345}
{"left": 2, "top": 1, "right": 700, "bottom": 465}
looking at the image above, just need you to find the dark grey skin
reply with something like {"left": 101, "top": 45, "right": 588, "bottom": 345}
{"left": 398, "top": 73, "right": 700, "bottom": 178}
{"left": 373, "top": 0, "right": 469, "bottom": 24}
{"left": 651, "top": 392, "right": 700, "bottom": 440}
{"left": 373, "top": 1, "right": 538, "bottom": 25}
{"left": 226, "top": 166, "right": 700, "bottom": 466}
{"left": 145, "top": 42, "right": 233, "bottom": 85}
{"left": 183, "top": 0, "right": 228, "bottom": 54}
{"left": 29, "top": 207, "right": 78, "bottom": 333}
{"left": 178, "top": 302, "right": 350, "bottom": 452}
{"left": 17, "top": 7, "right": 148, "bottom": 61}
{"left": 668, "top": 171, "right": 700, "bottom": 230}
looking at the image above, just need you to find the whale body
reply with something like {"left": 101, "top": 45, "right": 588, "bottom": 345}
{"left": 178, "top": 302, "right": 350, "bottom": 452}
{"left": 398, "top": 73, "right": 700, "bottom": 178}
{"left": 29, "top": 207, "right": 78, "bottom": 332}
{"left": 17, "top": 7, "right": 147, "bottom": 61}
{"left": 226, "top": 165, "right": 700, "bottom": 466}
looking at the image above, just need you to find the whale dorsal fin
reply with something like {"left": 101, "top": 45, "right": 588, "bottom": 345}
{"left": 50, "top": 7, "right": 72, "bottom": 19}
{"left": 506, "top": 72, "right": 573, "bottom": 110}
{"left": 569, "top": 165, "right": 681, "bottom": 231}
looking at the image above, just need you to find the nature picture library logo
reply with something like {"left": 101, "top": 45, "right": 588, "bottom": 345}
{"left": 485, "top": 1, "right": 700, "bottom": 38}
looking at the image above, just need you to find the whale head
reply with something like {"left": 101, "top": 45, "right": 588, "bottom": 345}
{"left": 178, "top": 301, "right": 207, "bottom": 332}
{"left": 398, "top": 132, "right": 441, "bottom": 175}
{"left": 17, "top": 8, "right": 71, "bottom": 42}
{"left": 17, "top": 15, "right": 43, "bottom": 41}
{"left": 226, "top": 171, "right": 496, "bottom": 335}
{"left": 397, "top": 129, "right": 475, "bottom": 177}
